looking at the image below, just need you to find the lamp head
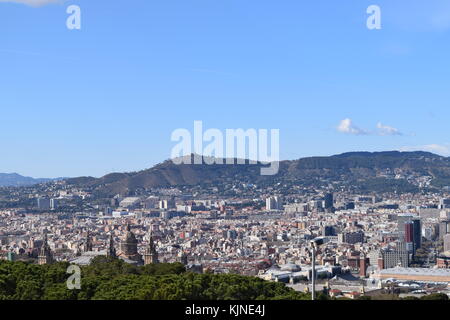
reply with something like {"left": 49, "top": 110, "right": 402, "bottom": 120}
{"left": 310, "top": 237, "right": 326, "bottom": 246}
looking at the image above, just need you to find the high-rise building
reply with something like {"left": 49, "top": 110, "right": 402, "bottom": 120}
{"left": 397, "top": 214, "right": 416, "bottom": 237}
{"left": 412, "top": 219, "right": 422, "bottom": 251}
{"left": 37, "top": 198, "right": 50, "bottom": 210}
{"left": 266, "top": 196, "right": 281, "bottom": 211}
{"left": 397, "top": 215, "right": 421, "bottom": 249}
{"left": 324, "top": 193, "right": 334, "bottom": 209}
{"left": 404, "top": 222, "right": 414, "bottom": 253}
{"left": 404, "top": 222, "right": 414, "bottom": 243}
{"left": 50, "top": 198, "right": 59, "bottom": 210}
{"left": 444, "top": 234, "right": 450, "bottom": 252}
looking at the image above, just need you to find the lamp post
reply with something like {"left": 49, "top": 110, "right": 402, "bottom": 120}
{"left": 311, "top": 243, "right": 316, "bottom": 301}
{"left": 310, "top": 237, "right": 326, "bottom": 301}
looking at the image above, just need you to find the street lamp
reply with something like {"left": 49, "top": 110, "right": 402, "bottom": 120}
{"left": 310, "top": 237, "right": 326, "bottom": 301}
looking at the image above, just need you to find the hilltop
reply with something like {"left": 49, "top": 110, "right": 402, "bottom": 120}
{"left": 64, "top": 151, "right": 450, "bottom": 196}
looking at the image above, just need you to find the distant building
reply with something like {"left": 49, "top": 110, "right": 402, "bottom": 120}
{"left": 143, "top": 232, "right": 159, "bottom": 265}
{"left": 412, "top": 219, "right": 422, "bottom": 251}
{"left": 324, "top": 193, "right": 334, "bottom": 209}
{"left": 439, "top": 198, "right": 450, "bottom": 209}
{"left": 38, "top": 233, "right": 53, "bottom": 265}
{"left": 404, "top": 222, "right": 414, "bottom": 253}
{"left": 338, "top": 231, "right": 364, "bottom": 244}
{"left": 50, "top": 198, "right": 59, "bottom": 210}
{"left": 444, "top": 234, "right": 450, "bottom": 252}
{"left": 159, "top": 198, "right": 176, "bottom": 210}
{"left": 107, "top": 233, "right": 116, "bottom": 258}
{"left": 397, "top": 214, "right": 421, "bottom": 251}
{"left": 359, "top": 254, "right": 370, "bottom": 278}
{"left": 344, "top": 202, "right": 355, "bottom": 210}
{"left": 437, "top": 252, "right": 450, "bottom": 269}
{"left": 373, "top": 267, "right": 450, "bottom": 283}
{"left": 266, "top": 196, "right": 281, "bottom": 211}
{"left": 285, "top": 203, "right": 308, "bottom": 214}
{"left": 119, "top": 197, "right": 141, "bottom": 209}
{"left": 144, "top": 196, "right": 159, "bottom": 209}
{"left": 405, "top": 222, "right": 414, "bottom": 243}
{"left": 323, "top": 226, "right": 337, "bottom": 237}
{"left": 179, "top": 251, "right": 189, "bottom": 266}
{"left": 377, "top": 242, "right": 409, "bottom": 269}
{"left": 84, "top": 231, "right": 93, "bottom": 252}
{"left": 440, "top": 220, "right": 450, "bottom": 240}
{"left": 227, "top": 230, "right": 238, "bottom": 240}
{"left": 37, "top": 198, "right": 50, "bottom": 210}
{"left": 119, "top": 224, "right": 143, "bottom": 265}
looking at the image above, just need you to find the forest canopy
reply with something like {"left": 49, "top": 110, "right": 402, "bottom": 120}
{"left": 0, "top": 257, "right": 311, "bottom": 300}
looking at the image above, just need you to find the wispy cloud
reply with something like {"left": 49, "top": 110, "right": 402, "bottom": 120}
{"left": 337, "top": 119, "right": 403, "bottom": 136}
{"left": 377, "top": 122, "right": 403, "bottom": 136}
{"left": 0, "top": 0, "right": 62, "bottom": 7}
{"left": 336, "top": 118, "right": 368, "bottom": 135}
{"left": 400, "top": 144, "right": 450, "bottom": 157}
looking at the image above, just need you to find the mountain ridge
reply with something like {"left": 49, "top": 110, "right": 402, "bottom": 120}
{"left": 64, "top": 151, "right": 450, "bottom": 196}
{"left": 0, "top": 173, "right": 62, "bottom": 187}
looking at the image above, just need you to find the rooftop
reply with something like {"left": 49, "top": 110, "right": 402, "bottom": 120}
{"left": 380, "top": 267, "right": 450, "bottom": 277}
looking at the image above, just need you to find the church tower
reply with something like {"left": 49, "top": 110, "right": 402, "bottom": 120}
{"left": 85, "top": 230, "right": 93, "bottom": 252}
{"left": 106, "top": 233, "right": 116, "bottom": 258}
{"left": 179, "top": 251, "right": 188, "bottom": 266}
{"left": 144, "top": 232, "right": 159, "bottom": 265}
{"left": 38, "top": 232, "right": 53, "bottom": 265}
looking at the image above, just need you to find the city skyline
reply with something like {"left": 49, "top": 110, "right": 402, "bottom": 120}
{"left": 1, "top": 0, "right": 450, "bottom": 178}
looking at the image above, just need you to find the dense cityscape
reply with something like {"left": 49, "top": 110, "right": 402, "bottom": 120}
{"left": 2, "top": 154, "right": 450, "bottom": 300}
{"left": 2, "top": 0, "right": 450, "bottom": 308}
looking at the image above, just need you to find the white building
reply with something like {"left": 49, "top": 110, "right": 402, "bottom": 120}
{"left": 119, "top": 197, "right": 141, "bottom": 208}
{"left": 266, "top": 196, "right": 281, "bottom": 211}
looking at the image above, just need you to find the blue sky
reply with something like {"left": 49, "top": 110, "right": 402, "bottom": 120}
{"left": 1, "top": 0, "right": 450, "bottom": 178}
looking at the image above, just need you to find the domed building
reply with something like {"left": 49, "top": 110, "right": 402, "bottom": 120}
{"left": 119, "top": 224, "right": 143, "bottom": 265}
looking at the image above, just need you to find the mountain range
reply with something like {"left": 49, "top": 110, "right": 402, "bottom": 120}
{"left": 0, "top": 173, "right": 60, "bottom": 187}
{"left": 64, "top": 151, "right": 450, "bottom": 196}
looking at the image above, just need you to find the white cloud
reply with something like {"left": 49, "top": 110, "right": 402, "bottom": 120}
{"left": 376, "top": 122, "right": 403, "bottom": 136}
{"left": 336, "top": 119, "right": 404, "bottom": 137}
{"left": 336, "top": 118, "right": 368, "bottom": 135}
{"left": 400, "top": 144, "right": 450, "bottom": 157}
{"left": 0, "top": 0, "right": 62, "bottom": 6}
